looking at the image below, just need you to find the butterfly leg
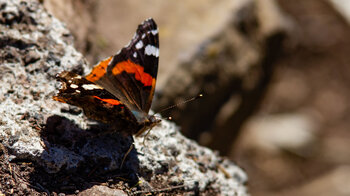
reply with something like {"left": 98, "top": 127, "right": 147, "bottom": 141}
{"left": 120, "top": 143, "right": 134, "bottom": 169}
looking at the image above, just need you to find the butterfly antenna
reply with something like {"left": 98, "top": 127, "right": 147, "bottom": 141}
{"left": 157, "top": 94, "right": 203, "bottom": 115}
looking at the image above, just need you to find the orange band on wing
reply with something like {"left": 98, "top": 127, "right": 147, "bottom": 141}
{"left": 93, "top": 96, "right": 121, "bottom": 106}
{"left": 85, "top": 57, "right": 113, "bottom": 82}
{"left": 111, "top": 59, "right": 153, "bottom": 86}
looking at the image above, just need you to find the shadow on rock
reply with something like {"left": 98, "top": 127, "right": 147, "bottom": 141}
{"left": 29, "top": 115, "right": 139, "bottom": 194}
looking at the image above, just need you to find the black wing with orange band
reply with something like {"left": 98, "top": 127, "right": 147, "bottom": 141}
{"left": 85, "top": 18, "right": 159, "bottom": 114}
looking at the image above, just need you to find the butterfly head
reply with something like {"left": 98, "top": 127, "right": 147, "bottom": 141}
{"left": 134, "top": 113, "right": 161, "bottom": 137}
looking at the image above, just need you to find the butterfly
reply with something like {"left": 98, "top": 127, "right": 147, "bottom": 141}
{"left": 53, "top": 18, "right": 160, "bottom": 135}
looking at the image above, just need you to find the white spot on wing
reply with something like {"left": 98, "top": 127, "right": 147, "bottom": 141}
{"left": 135, "top": 40, "right": 143, "bottom": 49}
{"left": 76, "top": 90, "right": 81, "bottom": 93}
{"left": 133, "top": 52, "right": 137, "bottom": 58}
{"left": 82, "top": 84, "right": 103, "bottom": 90}
{"left": 149, "top": 29, "right": 158, "bottom": 35}
{"left": 70, "top": 84, "right": 78, "bottom": 89}
{"left": 142, "top": 33, "right": 146, "bottom": 39}
{"left": 144, "top": 45, "right": 159, "bottom": 57}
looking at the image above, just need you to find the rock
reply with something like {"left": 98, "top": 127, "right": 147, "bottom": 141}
{"left": 0, "top": 0, "right": 86, "bottom": 165}
{"left": 135, "top": 121, "right": 247, "bottom": 195}
{"left": 23, "top": 49, "right": 40, "bottom": 66}
{"left": 78, "top": 186, "right": 127, "bottom": 196}
{"left": 0, "top": 0, "right": 248, "bottom": 195}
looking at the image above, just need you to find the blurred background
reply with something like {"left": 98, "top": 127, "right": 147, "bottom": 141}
{"left": 43, "top": 0, "right": 350, "bottom": 195}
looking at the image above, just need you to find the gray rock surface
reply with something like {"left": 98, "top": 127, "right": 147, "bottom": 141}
{"left": 0, "top": 0, "right": 248, "bottom": 195}
{"left": 0, "top": 0, "right": 87, "bottom": 166}
{"left": 135, "top": 121, "right": 247, "bottom": 194}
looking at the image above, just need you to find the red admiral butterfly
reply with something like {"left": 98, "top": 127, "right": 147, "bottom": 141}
{"left": 53, "top": 18, "right": 160, "bottom": 135}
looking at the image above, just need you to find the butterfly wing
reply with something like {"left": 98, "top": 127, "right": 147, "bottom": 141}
{"left": 53, "top": 71, "right": 140, "bottom": 129}
{"left": 85, "top": 18, "right": 159, "bottom": 117}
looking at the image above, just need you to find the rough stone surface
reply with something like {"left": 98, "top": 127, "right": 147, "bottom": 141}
{"left": 0, "top": 0, "right": 87, "bottom": 169}
{"left": 135, "top": 122, "right": 247, "bottom": 194}
{"left": 0, "top": 0, "right": 248, "bottom": 195}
